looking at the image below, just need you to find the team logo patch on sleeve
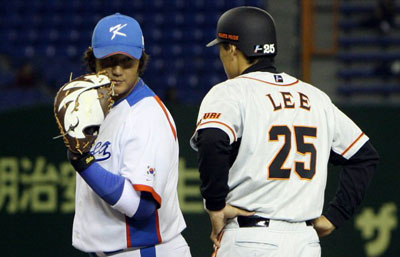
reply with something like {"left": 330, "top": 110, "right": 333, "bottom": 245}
{"left": 203, "top": 112, "right": 222, "bottom": 119}
{"left": 274, "top": 75, "right": 284, "bottom": 83}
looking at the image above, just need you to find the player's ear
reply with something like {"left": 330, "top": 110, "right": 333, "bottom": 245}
{"left": 230, "top": 44, "right": 243, "bottom": 60}
{"left": 229, "top": 44, "right": 238, "bottom": 55}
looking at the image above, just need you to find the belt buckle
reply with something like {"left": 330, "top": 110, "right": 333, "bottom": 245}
{"left": 238, "top": 215, "right": 270, "bottom": 228}
{"left": 254, "top": 219, "right": 270, "bottom": 227}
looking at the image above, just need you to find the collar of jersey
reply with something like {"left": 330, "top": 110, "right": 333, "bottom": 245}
{"left": 241, "top": 58, "right": 278, "bottom": 75}
{"left": 113, "top": 79, "right": 155, "bottom": 107}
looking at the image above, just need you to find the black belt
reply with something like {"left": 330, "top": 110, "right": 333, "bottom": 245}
{"left": 237, "top": 216, "right": 313, "bottom": 228}
{"left": 89, "top": 249, "right": 124, "bottom": 257}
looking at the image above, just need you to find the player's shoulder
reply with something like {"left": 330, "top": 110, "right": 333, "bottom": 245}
{"left": 118, "top": 97, "right": 168, "bottom": 134}
{"left": 203, "top": 78, "right": 244, "bottom": 101}
{"left": 297, "top": 77, "right": 333, "bottom": 103}
{"left": 211, "top": 77, "right": 241, "bottom": 90}
{"left": 115, "top": 81, "right": 165, "bottom": 116}
{"left": 127, "top": 95, "right": 166, "bottom": 119}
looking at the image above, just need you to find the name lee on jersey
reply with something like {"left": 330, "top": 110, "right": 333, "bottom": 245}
{"left": 266, "top": 91, "right": 311, "bottom": 111}
{"left": 200, "top": 92, "right": 310, "bottom": 122}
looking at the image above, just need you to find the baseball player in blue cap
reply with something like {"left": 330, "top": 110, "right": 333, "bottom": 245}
{"left": 67, "top": 13, "right": 192, "bottom": 257}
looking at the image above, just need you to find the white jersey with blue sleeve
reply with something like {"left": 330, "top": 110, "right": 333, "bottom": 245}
{"left": 72, "top": 79, "right": 186, "bottom": 253}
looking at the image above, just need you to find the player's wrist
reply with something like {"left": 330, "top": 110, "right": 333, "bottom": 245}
{"left": 67, "top": 149, "right": 96, "bottom": 173}
{"left": 324, "top": 206, "right": 346, "bottom": 229}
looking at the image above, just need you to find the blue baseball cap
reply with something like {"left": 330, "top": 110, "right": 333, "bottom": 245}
{"left": 92, "top": 13, "right": 144, "bottom": 59}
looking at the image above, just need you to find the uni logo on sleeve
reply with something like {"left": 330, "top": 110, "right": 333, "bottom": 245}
{"left": 203, "top": 112, "right": 222, "bottom": 119}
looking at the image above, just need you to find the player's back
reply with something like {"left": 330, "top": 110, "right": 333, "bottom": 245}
{"left": 221, "top": 71, "right": 335, "bottom": 222}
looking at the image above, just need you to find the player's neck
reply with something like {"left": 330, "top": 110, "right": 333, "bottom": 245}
{"left": 237, "top": 55, "right": 253, "bottom": 77}
{"left": 241, "top": 58, "right": 277, "bottom": 75}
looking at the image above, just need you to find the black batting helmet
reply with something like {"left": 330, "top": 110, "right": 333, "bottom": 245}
{"left": 207, "top": 6, "right": 277, "bottom": 57}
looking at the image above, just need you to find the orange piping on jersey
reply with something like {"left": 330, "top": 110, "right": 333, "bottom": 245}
{"left": 239, "top": 76, "right": 299, "bottom": 86}
{"left": 125, "top": 216, "right": 132, "bottom": 248}
{"left": 156, "top": 210, "right": 163, "bottom": 243}
{"left": 133, "top": 184, "right": 162, "bottom": 206}
{"left": 342, "top": 132, "right": 365, "bottom": 156}
{"left": 154, "top": 96, "right": 177, "bottom": 140}
{"left": 197, "top": 121, "right": 237, "bottom": 141}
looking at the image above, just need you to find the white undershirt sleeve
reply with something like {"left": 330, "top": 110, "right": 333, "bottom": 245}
{"left": 111, "top": 179, "right": 141, "bottom": 218}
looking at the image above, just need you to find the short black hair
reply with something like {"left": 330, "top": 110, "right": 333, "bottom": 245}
{"left": 83, "top": 47, "right": 150, "bottom": 76}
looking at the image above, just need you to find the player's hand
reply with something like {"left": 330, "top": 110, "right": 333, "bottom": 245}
{"left": 207, "top": 204, "right": 255, "bottom": 248}
{"left": 312, "top": 215, "right": 336, "bottom": 237}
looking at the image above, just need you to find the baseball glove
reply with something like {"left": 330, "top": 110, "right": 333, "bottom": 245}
{"left": 54, "top": 73, "right": 115, "bottom": 154}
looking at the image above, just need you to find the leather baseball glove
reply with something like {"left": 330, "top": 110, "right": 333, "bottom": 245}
{"left": 54, "top": 73, "right": 115, "bottom": 154}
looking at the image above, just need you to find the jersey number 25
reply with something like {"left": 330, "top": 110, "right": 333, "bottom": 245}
{"left": 268, "top": 125, "right": 317, "bottom": 180}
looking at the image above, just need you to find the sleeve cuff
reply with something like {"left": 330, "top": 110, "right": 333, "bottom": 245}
{"left": 196, "top": 122, "right": 237, "bottom": 144}
{"left": 112, "top": 180, "right": 141, "bottom": 217}
{"left": 324, "top": 205, "right": 349, "bottom": 228}
{"left": 205, "top": 199, "right": 226, "bottom": 211}
{"left": 133, "top": 184, "right": 162, "bottom": 208}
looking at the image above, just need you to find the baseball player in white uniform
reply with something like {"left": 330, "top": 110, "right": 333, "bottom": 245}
{"left": 190, "top": 7, "right": 379, "bottom": 257}
{"left": 66, "top": 13, "right": 191, "bottom": 257}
